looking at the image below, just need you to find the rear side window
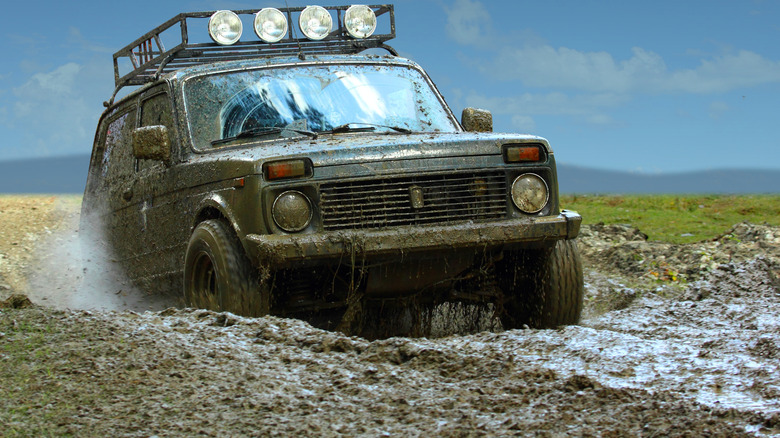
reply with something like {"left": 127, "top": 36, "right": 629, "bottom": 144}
{"left": 85, "top": 106, "right": 137, "bottom": 206}
{"left": 103, "top": 109, "right": 138, "bottom": 184}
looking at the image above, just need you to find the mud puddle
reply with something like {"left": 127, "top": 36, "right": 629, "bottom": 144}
{"left": 3, "top": 198, "right": 779, "bottom": 435}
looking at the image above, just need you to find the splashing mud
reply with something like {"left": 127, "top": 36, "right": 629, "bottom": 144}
{"left": 1, "top": 198, "right": 779, "bottom": 436}
{"left": 20, "top": 197, "right": 176, "bottom": 312}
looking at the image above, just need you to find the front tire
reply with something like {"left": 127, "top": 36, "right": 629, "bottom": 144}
{"left": 499, "top": 239, "right": 584, "bottom": 329}
{"left": 183, "top": 219, "right": 268, "bottom": 316}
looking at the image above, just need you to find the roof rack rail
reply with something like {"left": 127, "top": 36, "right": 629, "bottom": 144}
{"left": 109, "top": 4, "right": 396, "bottom": 105}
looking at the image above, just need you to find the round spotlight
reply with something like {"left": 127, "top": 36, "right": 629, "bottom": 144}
{"left": 511, "top": 174, "right": 549, "bottom": 214}
{"left": 299, "top": 5, "right": 332, "bottom": 40}
{"left": 208, "top": 10, "right": 243, "bottom": 46}
{"left": 272, "top": 191, "right": 313, "bottom": 233}
{"left": 254, "top": 8, "right": 288, "bottom": 43}
{"left": 344, "top": 5, "right": 377, "bottom": 39}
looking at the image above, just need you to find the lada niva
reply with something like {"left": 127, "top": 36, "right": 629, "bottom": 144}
{"left": 81, "top": 5, "right": 583, "bottom": 336}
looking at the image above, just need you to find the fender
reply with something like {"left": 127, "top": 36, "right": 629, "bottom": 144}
{"left": 193, "top": 194, "right": 243, "bottom": 238}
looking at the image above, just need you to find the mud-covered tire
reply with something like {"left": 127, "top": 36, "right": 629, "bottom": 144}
{"left": 499, "top": 239, "right": 584, "bottom": 329}
{"left": 183, "top": 219, "right": 268, "bottom": 316}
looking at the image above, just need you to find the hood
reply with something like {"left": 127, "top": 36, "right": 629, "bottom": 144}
{"left": 193, "top": 131, "right": 551, "bottom": 172}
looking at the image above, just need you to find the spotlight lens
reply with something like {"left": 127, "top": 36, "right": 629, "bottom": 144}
{"left": 254, "top": 8, "right": 288, "bottom": 43}
{"left": 208, "top": 10, "right": 243, "bottom": 46}
{"left": 344, "top": 5, "right": 377, "bottom": 39}
{"left": 299, "top": 5, "right": 332, "bottom": 40}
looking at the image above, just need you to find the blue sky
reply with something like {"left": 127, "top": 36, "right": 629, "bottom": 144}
{"left": 0, "top": 0, "right": 778, "bottom": 173}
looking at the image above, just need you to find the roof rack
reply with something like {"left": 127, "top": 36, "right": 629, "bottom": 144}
{"left": 109, "top": 5, "right": 396, "bottom": 105}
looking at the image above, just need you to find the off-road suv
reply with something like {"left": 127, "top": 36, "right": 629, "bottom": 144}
{"left": 82, "top": 5, "right": 583, "bottom": 336}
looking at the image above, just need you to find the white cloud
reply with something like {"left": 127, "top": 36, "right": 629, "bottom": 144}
{"left": 465, "top": 91, "right": 627, "bottom": 126}
{"left": 482, "top": 45, "right": 780, "bottom": 95}
{"left": 511, "top": 115, "right": 536, "bottom": 133}
{"left": 709, "top": 101, "right": 729, "bottom": 119}
{"left": 443, "top": 1, "right": 780, "bottom": 98}
{"left": 444, "top": 0, "right": 494, "bottom": 47}
{"left": 465, "top": 92, "right": 628, "bottom": 127}
{"left": 67, "top": 27, "right": 114, "bottom": 54}
{"left": 3, "top": 61, "right": 110, "bottom": 157}
{"left": 14, "top": 63, "right": 82, "bottom": 115}
{"left": 665, "top": 50, "right": 780, "bottom": 93}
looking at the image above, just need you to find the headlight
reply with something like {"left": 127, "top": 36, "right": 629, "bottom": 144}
{"left": 299, "top": 5, "right": 332, "bottom": 40}
{"left": 208, "top": 10, "right": 243, "bottom": 46}
{"left": 511, "top": 174, "right": 549, "bottom": 214}
{"left": 254, "top": 8, "right": 288, "bottom": 43}
{"left": 344, "top": 5, "right": 377, "bottom": 39}
{"left": 273, "top": 191, "right": 313, "bottom": 232}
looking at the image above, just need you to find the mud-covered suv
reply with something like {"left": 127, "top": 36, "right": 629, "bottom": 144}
{"left": 82, "top": 5, "right": 583, "bottom": 336}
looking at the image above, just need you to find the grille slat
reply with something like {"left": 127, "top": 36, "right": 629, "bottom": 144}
{"left": 322, "top": 204, "right": 506, "bottom": 223}
{"left": 323, "top": 208, "right": 507, "bottom": 229}
{"left": 320, "top": 171, "right": 507, "bottom": 231}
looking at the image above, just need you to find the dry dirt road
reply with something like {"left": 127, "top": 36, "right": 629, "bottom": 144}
{"left": 1, "top": 196, "right": 779, "bottom": 436}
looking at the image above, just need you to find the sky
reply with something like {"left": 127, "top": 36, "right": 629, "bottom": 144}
{"left": 0, "top": 0, "right": 778, "bottom": 173}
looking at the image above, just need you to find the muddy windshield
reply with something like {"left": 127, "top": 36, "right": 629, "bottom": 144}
{"left": 184, "top": 63, "right": 459, "bottom": 149}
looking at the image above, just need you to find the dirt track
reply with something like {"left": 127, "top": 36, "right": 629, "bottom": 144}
{"left": 1, "top": 197, "right": 779, "bottom": 436}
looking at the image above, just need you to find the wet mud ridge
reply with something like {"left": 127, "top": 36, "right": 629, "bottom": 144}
{"left": 2, "top": 212, "right": 779, "bottom": 435}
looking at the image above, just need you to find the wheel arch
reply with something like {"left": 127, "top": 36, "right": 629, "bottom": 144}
{"left": 192, "top": 194, "right": 260, "bottom": 260}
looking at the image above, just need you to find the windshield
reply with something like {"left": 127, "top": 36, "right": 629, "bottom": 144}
{"left": 183, "top": 63, "right": 459, "bottom": 149}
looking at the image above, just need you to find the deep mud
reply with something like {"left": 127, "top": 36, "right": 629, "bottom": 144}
{"left": 1, "top": 199, "right": 779, "bottom": 436}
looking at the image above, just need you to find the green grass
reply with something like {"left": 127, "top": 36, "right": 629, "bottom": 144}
{"left": 560, "top": 194, "right": 780, "bottom": 243}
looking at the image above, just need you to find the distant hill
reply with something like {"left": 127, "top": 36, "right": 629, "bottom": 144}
{"left": 0, "top": 155, "right": 89, "bottom": 194}
{"left": 557, "top": 164, "right": 780, "bottom": 194}
{"left": 0, "top": 154, "right": 778, "bottom": 194}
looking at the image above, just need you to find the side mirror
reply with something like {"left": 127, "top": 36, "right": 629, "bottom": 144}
{"left": 461, "top": 107, "right": 493, "bottom": 133}
{"left": 132, "top": 126, "right": 171, "bottom": 165}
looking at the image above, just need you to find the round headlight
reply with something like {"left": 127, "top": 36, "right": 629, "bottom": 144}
{"left": 299, "top": 5, "right": 332, "bottom": 40}
{"left": 254, "top": 8, "right": 288, "bottom": 43}
{"left": 344, "top": 5, "right": 377, "bottom": 39}
{"left": 273, "top": 191, "right": 313, "bottom": 233}
{"left": 208, "top": 10, "right": 243, "bottom": 46}
{"left": 511, "top": 174, "right": 549, "bottom": 214}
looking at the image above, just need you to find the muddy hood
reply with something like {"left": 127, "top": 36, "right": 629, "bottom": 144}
{"left": 198, "top": 132, "right": 551, "bottom": 172}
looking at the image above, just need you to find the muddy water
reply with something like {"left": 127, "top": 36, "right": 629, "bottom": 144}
{"left": 12, "top": 206, "right": 780, "bottom": 435}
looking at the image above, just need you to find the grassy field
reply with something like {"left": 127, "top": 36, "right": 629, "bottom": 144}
{"left": 0, "top": 194, "right": 775, "bottom": 246}
{"left": 561, "top": 194, "right": 780, "bottom": 243}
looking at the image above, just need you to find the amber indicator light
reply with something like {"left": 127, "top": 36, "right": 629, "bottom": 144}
{"left": 505, "top": 145, "right": 542, "bottom": 163}
{"left": 264, "top": 160, "right": 310, "bottom": 181}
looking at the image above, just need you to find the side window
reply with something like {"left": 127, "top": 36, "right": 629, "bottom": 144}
{"left": 141, "top": 92, "right": 174, "bottom": 128}
{"left": 103, "top": 108, "right": 138, "bottom": 193}
{"left": 138, "top": 92, "right": 175, "bottom": 171}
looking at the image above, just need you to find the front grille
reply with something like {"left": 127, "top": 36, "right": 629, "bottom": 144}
{"left": 320, "top": 170, "right": 507, "bottom": 231}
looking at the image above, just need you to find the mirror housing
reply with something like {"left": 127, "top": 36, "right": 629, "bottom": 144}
{"left": 132, "top": 126, "right": 171, "bottom": 165}
{"left": 461, "top": 107, "right": 493, "bottom": 133}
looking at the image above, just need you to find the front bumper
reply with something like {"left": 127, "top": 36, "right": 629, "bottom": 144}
{"left": 246, "top": 210, "right": 581, "bottom": 268}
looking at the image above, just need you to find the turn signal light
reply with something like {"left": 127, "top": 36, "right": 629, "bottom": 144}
{"left": 504, "top": 144, "right": 544, "bottom": 163}
{"left": 264, "top": 159, "right": 312, "bottom": 180}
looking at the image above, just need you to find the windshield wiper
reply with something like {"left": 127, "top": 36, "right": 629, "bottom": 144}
{"left": 211, "top": 126, "right": 317, "bottom": 146}
{"left": 326, "top": 123, "right": 413, "bottom": 135}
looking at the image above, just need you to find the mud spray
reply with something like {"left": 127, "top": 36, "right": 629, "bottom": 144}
{"left": 24, "top": 200, "right": 176, "bottom": 312}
